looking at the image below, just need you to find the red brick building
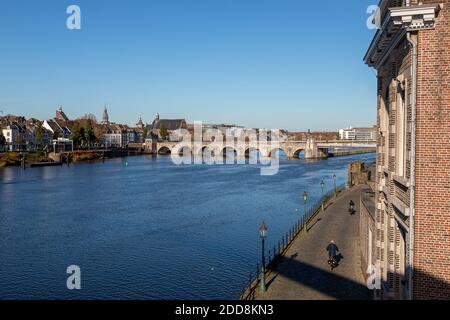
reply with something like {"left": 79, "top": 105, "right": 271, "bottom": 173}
{"left": 364, "top": 0, "right": 450, "bottom": 299}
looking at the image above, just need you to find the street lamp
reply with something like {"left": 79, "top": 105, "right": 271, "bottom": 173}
{"left": 333, "top": 174, "right": 337, "bottom": 197}
{"left": 259, "top": 221, "right": 268, "bottom": 292}
{"left": 303, "top": 191, "right": 308, "bottom": 233}
{"left": 320, "top": 180, "right": 325, "bottom": 211}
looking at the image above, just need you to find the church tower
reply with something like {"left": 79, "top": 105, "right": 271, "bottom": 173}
{"left": 101, "top": 106, "right": 109, "bottom": 125}
{"left": 136, "top": 117, "right": 144, "bottom": 129}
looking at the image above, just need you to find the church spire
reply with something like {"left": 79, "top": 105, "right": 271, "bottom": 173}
{"left": 102, "top": 105, "right": 109, "bottom": 125}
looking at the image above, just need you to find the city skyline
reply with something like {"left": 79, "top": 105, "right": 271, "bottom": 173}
{"left": 0, "top": 0, "right": 377, "bottom": 131}
{"left": 1, "top": 105, "right": 374, "bottom": 132}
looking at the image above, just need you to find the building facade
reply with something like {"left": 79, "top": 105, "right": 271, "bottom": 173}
{"left": 360, "top": 185, "right": 377, "bottom": 295}
{"left": 148, "top": 113, "right": 187, "bottom": 141}
{"left": 364, "top": 0, "right": 450, "bottom": 299}
{"left": 103, "top": 124, "right": 130, "bottom": 148}
{"left": 1, "top": 124, "right": 22, "bottom": 151}
{"left": 43, "top": 107, "right": 72, "bottom": 140}
{"left": 339, "top": 126, "right": 377, "bottom": 140}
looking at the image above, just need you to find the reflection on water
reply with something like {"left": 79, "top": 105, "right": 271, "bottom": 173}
{"left": 0, "top": 153, "right": 374, "bottom": 300}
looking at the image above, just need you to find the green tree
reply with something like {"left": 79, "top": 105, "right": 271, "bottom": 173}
{"left": 70, "top": 124, "right": 85, "bottom": 148}
{"left": 84, "top": 120, "right": 96, "bottom": 149}
{"left": 16, "top": 134, "right": 25, "bottom": 151}
{"left": 36, "top": 123, "right": 45, "bottom": 148}
{"left": 143, "top": 127, "right": 149, "bottom": 140}
{"left": 93, "top": 125, "right": 105, "bottom": 143}
{"left": 160, "top": 125, "right": 169, "bottom": 141}
{"left": 0, "top": 133, "right": 6, "bottom": 151}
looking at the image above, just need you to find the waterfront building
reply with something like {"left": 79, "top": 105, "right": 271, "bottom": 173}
{"left": 43, "top": 119, "right": 71, "bottom": 139}
{"left": 150, "top": 113, "right": 187, "bottom": 131}
{"left": 339, "top": 126, "right": 377, "bottom": 141}
{"left": 28, "top": 119, "right": 53, "bottom": 149}
{"left": 148, "top": 113, "right": 187, "bottom": 141}
{"left": 364, "top": 0, "right": 450, "bottom": 299}
{"left": 99, "top": 108, "right": 142, "bottom": 147}
{"left": 55, "top": 106, "right": 69, "bottom": 123}
{"left": 1, "top": 124, "right": 22, "bottom": 151}
{"left": 0, "top": 115, "right": 47, "bottom": 151}
{"left": 43, "top": 107, "right": 72, "bottom": 140}
{"left": 103, "top": 123, "right": 130, "bottom": 148}
{"left": 133, "top": 117, "right": 146, "bottom": 143}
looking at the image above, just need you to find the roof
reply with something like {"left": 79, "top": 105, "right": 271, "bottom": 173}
{"left": 353, "top": 127, "right": 376, "bottom": 132}
{"left": 104, "top": 123, "right": 135, "bottom": 134}
{"left": 151, "top": 119, "right": 186, "bottom": 131}
{"left": 45, "top": 119, "right": 63, "bottom": 133}
{"left": 55, "top": 107, "right": 69, "bottom": 122}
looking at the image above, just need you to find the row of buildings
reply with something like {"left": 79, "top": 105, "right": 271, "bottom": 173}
{"left": 360, "top": 0, "right": 449, "bottom": 300}
{"left": 0, "top": 116, "right": 52, "bottom": 152}
{"left": 0, "top": 107, "right": 188, "bottom": 152}
{"left": 1, "top": 107, "right": 293, "bottom": 152}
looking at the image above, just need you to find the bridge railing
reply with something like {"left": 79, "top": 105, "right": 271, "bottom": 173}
{"left": 239, "top": 183, "right": 347, "bottom": 300}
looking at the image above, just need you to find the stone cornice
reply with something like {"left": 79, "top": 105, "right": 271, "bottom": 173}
{"left": 390, "top": 4, "right": 443, "bottom": 31}
{"left": 364, "top": 4, "right": 443, "bottom": 68}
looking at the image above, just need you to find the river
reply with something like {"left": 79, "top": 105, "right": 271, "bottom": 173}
{"left": 0, "top": 153, "right": 374, "bottom": 300}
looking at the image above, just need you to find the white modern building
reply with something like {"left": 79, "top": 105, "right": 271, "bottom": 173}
{"left": 339, "top": 126, "right": 377, "bottom": 141}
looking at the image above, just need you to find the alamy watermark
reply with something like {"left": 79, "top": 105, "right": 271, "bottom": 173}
{"left": 67, "top": 5, "right": 81, "bottom": 30}
{"left": 65, "top": 5, "right": 382, "bottom": 30}
{"left": 366, "top": 5, "right": 382, "bottom": 30}
{"left": 366, "top": 263, "right": 381, "bottom": 290}
{"left": 166, "top": 122, "right": 282, "bottom": 176}
{"left": 66, "top": 265, "right": 81, "bottom": 290}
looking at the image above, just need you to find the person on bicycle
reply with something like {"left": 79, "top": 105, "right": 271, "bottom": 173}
{"left": 349, "top": 200, "right": 355, "bottom": 214}
{"left": 326, "top": 240, "right": 339, "bottom": 261}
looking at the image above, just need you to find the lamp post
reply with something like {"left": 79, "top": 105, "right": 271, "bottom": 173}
{"left": 333, "top": 174, "right": 337, "bottom": 197}
{"left": 259, "top": 221, "right": 268, "bottom": 292}
{"left": 303, "top": 191, "right": 308, "bottom": 232}
{"left": 320, "top": 180, "right": 325, "bottom": 211}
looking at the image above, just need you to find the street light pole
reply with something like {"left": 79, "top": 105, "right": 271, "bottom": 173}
{"left": 303, "top": 191, "right": 308, "bottom": 233}
{"left": 333, "top": 174, "right": 337, "bottom": 197}
{"left": 320, "top": 180, "right": 325, "bottom": 211}
{"left": 259, "top": 221, "right": 268, "bottom": 292}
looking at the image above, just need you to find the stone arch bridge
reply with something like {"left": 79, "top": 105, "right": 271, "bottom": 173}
{"left": 148, "top": 138, "right": 376, "bottom": 160}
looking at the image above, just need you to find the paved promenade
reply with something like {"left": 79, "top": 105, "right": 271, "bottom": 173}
{"left": 255, "top": 186, "right": 368, "bottom": 300}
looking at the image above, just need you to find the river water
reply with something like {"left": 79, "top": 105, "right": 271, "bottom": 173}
{"left": 0, "top": 153, "right": 374, "bottom": 300}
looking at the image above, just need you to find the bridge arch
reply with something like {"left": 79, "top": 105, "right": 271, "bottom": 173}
{"left": 157, "top": 146, "right": 172, "bottom": 155}
{"left": 198, "top": 145, "right": 224, "bottom": 158}
{"left": 245, "top": 147, "right": 262, "bottom": 159}
{"left": 293, "top": 148, "right": 305, "bottom": 159}
{"left": 269, "top": 148, "right": 287, "bottom": 158}
{"left": 175, "top": 146, "right": 192, "bottom": 157}
{"left": 222, "top": 146, "right": 238, "bottom": 156}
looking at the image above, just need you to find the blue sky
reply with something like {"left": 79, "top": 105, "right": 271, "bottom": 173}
{"left": 0, "top": 0, "right": 378, "bottom": 131}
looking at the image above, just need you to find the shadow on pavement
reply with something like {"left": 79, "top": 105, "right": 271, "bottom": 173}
{"left": 267, "top": 257, "right": 369, "bottom": 300}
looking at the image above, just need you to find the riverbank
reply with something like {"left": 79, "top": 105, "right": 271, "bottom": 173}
{"left": 329, "top": 148, "right": 375, "bottom": 157}
{"left": 0, "top": 149, "right": 148, "bottom": 168}
{"left": 69, "top": 149, "right": 146, "bottom": 163}
{"left": 0, "top": 152, "right": 52, "bottom": 167}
